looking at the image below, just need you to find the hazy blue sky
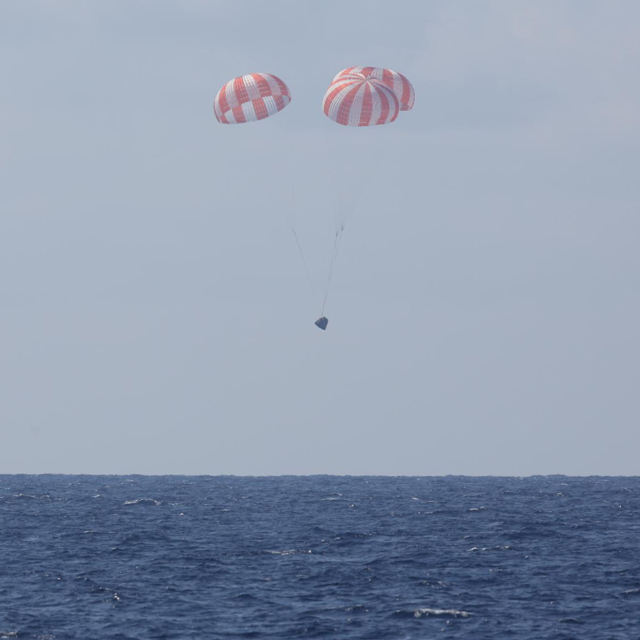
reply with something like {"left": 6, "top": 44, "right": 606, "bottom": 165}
{"left": 1, "top": 1, "right": 639, "bottom": 475}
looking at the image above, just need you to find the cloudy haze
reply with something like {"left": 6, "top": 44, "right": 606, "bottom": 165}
{"left": 1, "top": 1, "right": 639, "bottom": 475}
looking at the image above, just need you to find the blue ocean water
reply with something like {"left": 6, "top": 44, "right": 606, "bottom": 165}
{"left": 1, "top": 476, "right": 639, "bottom": 639}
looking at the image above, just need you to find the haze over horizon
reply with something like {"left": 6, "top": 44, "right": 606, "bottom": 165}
{"left": 1, "top": 1, "right": 639, "bottom": 476}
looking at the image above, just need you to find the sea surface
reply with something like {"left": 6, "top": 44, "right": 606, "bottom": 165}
{"left": 0, "top": 475, "right": 639, "bottom": 639}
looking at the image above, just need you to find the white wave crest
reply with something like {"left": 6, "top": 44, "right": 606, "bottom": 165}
{"left": 414, "top": 608, "right": 471, "bottom": 619}
{"left": 123, "top": 498, "right": 161, "bottom": 506}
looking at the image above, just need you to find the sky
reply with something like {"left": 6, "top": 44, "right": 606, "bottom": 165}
{"left": 1, "top": 1, "right": 639, "bottom": 475}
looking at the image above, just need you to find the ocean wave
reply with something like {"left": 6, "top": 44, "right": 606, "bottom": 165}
{"left": 123, "top": 498, "right": 161, "bottom": 506}
{"left": 414, "top": 608, "right": 471, "bottom": 619}
{"left": 468, "top": 545, "right": 512, "bottom": 552}
{"left": 417, "top": 580, "right": 450, "bottom": 589}
{"left": 394, "top": 607, "right": 472, "bottom": 619}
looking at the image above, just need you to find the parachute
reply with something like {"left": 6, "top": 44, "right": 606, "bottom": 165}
{"left": 332, "top": 67, "right": 415, "bottom": 111}
{"left": 214, "top": 73, "right": 291, "bottom": 124}
{"left": 323, "top": 72, "right": 400, "bottom": 127}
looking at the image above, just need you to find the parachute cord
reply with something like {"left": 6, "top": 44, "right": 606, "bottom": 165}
{"left": 320, "top": 225, "right": 345, "bottom": 316}
{"left": 323, "top": 129, "right": 342, "bottom": 232}
{"left": 278, "top": 184, "right": 313, "bottom": 291}
{"left": 328, "top": 227, "right": 345, "bottom": 290}
{"left": 293, "top": 230, "right": 313, "bottom": 288}
{"left": 279, "top": 215, "right": 313, "bottom": 291}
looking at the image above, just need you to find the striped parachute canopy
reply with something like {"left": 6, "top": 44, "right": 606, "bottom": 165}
{"left": 214, "top": 73, "right": 291, "bottom": 124}
{"left": 333, "top": 67, "right": 415, "bottom": 111}
{"left": 323, "top": 73, "right": 400, "bottom": 127}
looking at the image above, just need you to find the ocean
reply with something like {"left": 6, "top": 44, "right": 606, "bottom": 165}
{"left": 0, "top": 475, "right": 638, "bottom": 639}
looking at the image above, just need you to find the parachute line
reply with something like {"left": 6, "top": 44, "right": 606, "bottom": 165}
{"left": 292, "top": 229, "right": 313, "bottom": 288}
{"left": 275, "top": 182, "right": 313, "bottom": 290}
{"left": 321, "top": 227, "right": 345, "bottom": 316}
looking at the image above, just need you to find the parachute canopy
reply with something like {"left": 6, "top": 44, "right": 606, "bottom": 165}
{"left": 214, "top": 73, "right": 291, "bottom": 124}
{"left": 323, "top": 72, "right": 400, "bottom": 127}
{"left": 332, "top": 67, "right": 415, "bottom": 112}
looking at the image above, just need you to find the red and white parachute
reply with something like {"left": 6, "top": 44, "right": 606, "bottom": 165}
{"left": 323, "top": 66, "right": 414, "bottom": 127}
{"left": 323, "top": 73, "right": 400, "bottom": 127}
{"left": 214, "top": 73, "right": 291, "bottom": 124}
{"left": 332, "top": 66, "right": 415, "bottom": 112}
